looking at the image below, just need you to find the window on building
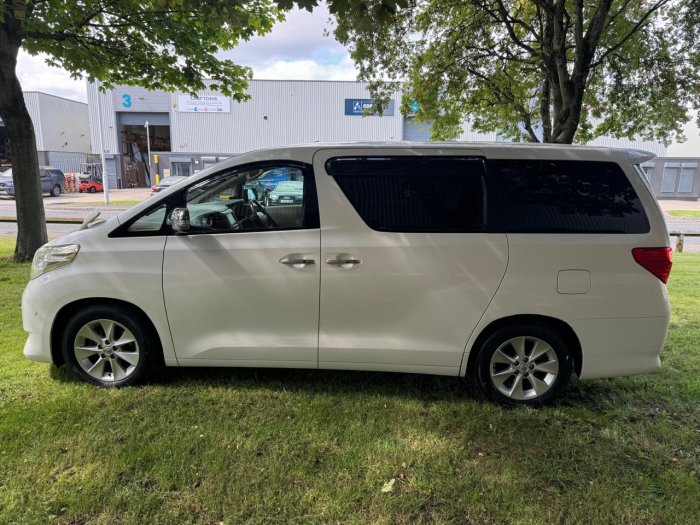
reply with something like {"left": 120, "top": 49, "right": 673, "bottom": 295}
{"left": 640, "top": 163, "right": 654, "bottom": 182}
{"left": 326, "top": 156, "right": 486, "bottom": 232}
{"left": 201, "top": 157, "right": 217, "bottom": 170}
{"left": 678, "top": 167, "right": 695, "bottom": 193}
{"left": 661, "top": 165, "right": 679, "bottom": 193}
{"left": 486, "top": 159, "right": 649, "bottom": 234}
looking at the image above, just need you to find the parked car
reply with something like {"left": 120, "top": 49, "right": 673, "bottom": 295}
{"left": 266, "top": 180, "right": 303, "bottom": 206}
{"left": 22, "top": 143, "right": 672, "bottom": 406}
{"left": 151, "top": 175, "right": 189, "bottom": 193}
{"left": 79, "top": 179, "right": 104, "bottom": 193}
{"left": 0, "top": 167, "right": 66, "bottom": 197}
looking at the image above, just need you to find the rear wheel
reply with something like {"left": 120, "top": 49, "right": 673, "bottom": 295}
{"left": 50, "top": 184, "right": 61, "bottom": 197}
{"left": 62, "top": 305, "right": 161, "bottom": 387}
{"left": 89, "top": 186, "right": 96, "bottom": 193}
{"left": 473, "top": 323, "right": 572, "bottom": 406}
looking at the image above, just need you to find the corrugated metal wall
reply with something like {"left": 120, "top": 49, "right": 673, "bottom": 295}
{"left": 169, "top": 81, "right": 404, "bottom": 153}
{"left": 87, "top": 83, "right": 120, "bottom": 154}
{"left": 46, "top": 151, "right": 87, "bottom": 173}
{"left": 587, "top": 136, "right": 666, "bottom": 156}
{"left": 105, "top": 156, "right": 118, "bottom": 188}
{"left": 33, "top": 93, "right": 90, "bottom": 153}
{"left": 22, "top": 92, "right": 45, "bottom": 151}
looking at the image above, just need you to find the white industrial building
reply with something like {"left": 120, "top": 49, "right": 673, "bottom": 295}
{"left": 86, "top": 79, "right": 698, "bottom": 199}
{"left": 0, "top": 92, "right": 91, "bottom": 172}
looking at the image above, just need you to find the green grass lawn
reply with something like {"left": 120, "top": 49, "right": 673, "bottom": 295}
{"left": 1, "top": 238, "right": 698, "bottom": 524}
{"left": 667, "top": 210, "right": 700, "bottom": 218}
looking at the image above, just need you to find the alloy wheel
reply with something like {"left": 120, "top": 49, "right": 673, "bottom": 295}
{"left": 73, "top": 318, "right": 140, "bottom": 382}
{"left": 488, "top": 336, "right": 559, "bottom": 401}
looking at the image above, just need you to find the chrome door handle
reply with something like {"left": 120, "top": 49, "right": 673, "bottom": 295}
{"left": 325, "top": 256, "right": 362, "bottom": 267}
{"left": 279, "top": 256, "right": 315, "bottom": 267}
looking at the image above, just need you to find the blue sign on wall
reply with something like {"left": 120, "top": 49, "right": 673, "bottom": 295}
{"left": 344, "top": 99, "right": 395, "bottom": 116}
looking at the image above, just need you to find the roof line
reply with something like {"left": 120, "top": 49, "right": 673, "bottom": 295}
{"left": 23, "top": 91, "right": 88, "bottom": 105}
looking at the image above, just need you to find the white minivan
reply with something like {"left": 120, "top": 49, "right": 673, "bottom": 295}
{"left": 22, "top": 143, "right": 672, "bottom": 405}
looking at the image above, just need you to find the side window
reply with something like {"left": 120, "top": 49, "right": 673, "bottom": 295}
{"left": 486, "top": 160, "right": 650, "bottom": 234}
{"left": 326, "top": 156, "right": 486, "bottom": 232}
{"left": 181, "top": 164, "right": 318, "bottom": 233}
{"left": 127, "top": 203, "right": 168, "bottom": 233}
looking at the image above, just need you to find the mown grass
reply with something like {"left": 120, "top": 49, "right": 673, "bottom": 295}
{"left": 0, "top": 238, "right": 698, "bottom": 524}
{"left": 667, "top": 210, "right": 700, "bottom": 218}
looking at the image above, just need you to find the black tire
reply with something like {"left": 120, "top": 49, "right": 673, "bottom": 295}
{"left": 50, "top": 184, "right": 61, "bottom": 197}
{"left": 472, "top": 323, "right": 572, "bottom": 406}
{"left": 61, "top": 304, "right": 162, "bottom": 387}
{"left": 89, "top": 186, "right": 97, "bottom": 193}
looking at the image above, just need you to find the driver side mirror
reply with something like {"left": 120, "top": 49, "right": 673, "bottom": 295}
{"left": 171, "top": 207, "right": 190, "bottom": 233}
{"left": 246, "top": 187, "right": 257, "bottom": 201}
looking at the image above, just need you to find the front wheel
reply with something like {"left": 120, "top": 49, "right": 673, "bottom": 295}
{"left": 89, "top": 186, "right": 96, "bottom": 193}
{"left": 473, "top": 323, "right": 572, "bottom": 406}
{"left": 50, "top": 184, "right": 61, "bottom": 197}
{"left": 62, "top": 305, "right": 161, "bottom": 387}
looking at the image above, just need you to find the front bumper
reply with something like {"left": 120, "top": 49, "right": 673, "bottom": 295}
{"left": 22, "top": 277, "right": 64, "bottom": 363}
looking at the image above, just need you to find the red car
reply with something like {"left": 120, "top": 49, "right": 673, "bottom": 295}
{"left": 79, "top": 179, "right": 103, "bottom": 193}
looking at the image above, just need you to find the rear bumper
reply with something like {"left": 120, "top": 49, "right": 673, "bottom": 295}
{"left": 573, "top": 316, "right": 670, "bottom": 380}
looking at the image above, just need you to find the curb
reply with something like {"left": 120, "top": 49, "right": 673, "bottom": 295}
{"left": 0, "top": 216, "right": 84, "bottom": 224}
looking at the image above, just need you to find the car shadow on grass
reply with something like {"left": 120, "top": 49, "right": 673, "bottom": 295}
{"left": 49, "top": 362, "right": 629, "bottom": 409}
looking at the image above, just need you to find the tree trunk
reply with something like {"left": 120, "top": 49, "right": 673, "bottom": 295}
{"left": 0, "top": 22, "right": 48, "bottom": 262}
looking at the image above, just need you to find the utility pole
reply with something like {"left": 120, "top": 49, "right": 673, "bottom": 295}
{"left": 96, "top": 81, "right": 110, "bottom": 204}
{"left": 145, "top": 121, "right": 152, "bottom": 186}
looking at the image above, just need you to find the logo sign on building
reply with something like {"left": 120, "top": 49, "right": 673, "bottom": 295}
{"left": 344, "top": 98, "right": 395, "bottom": 116}
{"left": 177, "top": 95, "right": 231, "bottom": 113}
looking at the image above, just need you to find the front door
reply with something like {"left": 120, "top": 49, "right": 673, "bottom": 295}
{"left": 313, "top": 149, "right": 509, "bottom": 375}
{"left": 162, "top": 162, "right": 321, "bottom": 367}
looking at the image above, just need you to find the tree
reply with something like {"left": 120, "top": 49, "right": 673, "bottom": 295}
{"left": 0, "top": 0, "right": 283, "bottom": 261}
{"left": 333, "top": 0, "right": 700, "bottom": 145}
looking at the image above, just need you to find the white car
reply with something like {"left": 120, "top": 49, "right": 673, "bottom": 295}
{"left": 22, "top": 143, "right": 672, "bottom": 405}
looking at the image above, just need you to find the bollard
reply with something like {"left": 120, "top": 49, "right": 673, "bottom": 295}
{"left": 675, "top": 232, "right": 684, "bottom": 253}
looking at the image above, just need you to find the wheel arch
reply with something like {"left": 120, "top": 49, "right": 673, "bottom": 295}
{"left": 464, "top": 314, "right": 583, "bottom": 379}
{"left": 50, "top": 297, "right": 162, "bottom": 367}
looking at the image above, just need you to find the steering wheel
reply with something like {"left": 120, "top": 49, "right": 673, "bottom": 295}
{"left": 249, "top": 199, "right": 278, "bottom": 228}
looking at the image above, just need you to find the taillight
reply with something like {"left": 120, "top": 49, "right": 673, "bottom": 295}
{"left": 632, "top": 247, "right": 672, "bottom": 284}
{"left": 151, "top": 186, "right": 158, "bottom": 192}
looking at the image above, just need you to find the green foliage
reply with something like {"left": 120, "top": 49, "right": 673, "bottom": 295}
{"left": 11, "top": 0, "right": 287, "bottom": 98}
{"left": 334, "top": 0, "right": 700, "bottom": 144}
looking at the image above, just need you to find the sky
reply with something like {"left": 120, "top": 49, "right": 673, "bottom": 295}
{"left": 14, "top": 5, "right": 699, "bottom": 156}
{"left": 17, "top": 6, "right": 355, "bottom": 102}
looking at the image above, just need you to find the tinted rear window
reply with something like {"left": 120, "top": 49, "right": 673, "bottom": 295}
{"left": 326, "top": 156, "right": 486, "bottom": 232}
{"left": 486, "top": 160, "right": 649, "bottom": 233}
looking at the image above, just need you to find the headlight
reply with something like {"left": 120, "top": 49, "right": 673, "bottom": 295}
{"left": 270, "top": 195, "right": 279, "bottom": 200}
{"left": 31, "top": 244, "right": 80, "bottom": 279}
